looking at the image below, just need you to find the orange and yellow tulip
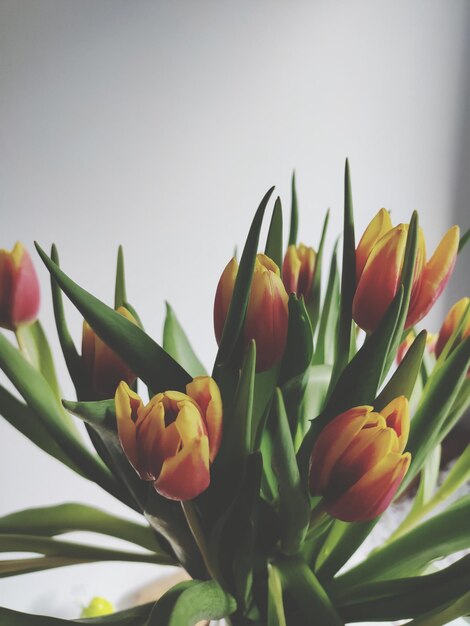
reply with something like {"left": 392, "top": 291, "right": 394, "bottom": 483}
{"left": 115, "top": 376, "right": 223, "bottom": 501}
{"left": 282, "top": 244, "right": 316, "bottom": 300}
{"left": 82, "top": 306, "right": 137, "bottom": 399}
{"left": 214, "top": 254, "right": 289, "bottom": 372}
{"left": 353, "top": 209, "right": 459, "bottom": 333}
{"left": 309, "top": 398, "right": 411, "bottom": 522}
{"left": 0, "top": 242, "right": 40, "bottom": 330}
{"left": 435, "top": 297, "right": 470, "bottom": 361}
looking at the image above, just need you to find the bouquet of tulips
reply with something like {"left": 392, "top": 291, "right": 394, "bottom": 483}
{"left": 0, "top": 162, "right": 469, "bottom": 626}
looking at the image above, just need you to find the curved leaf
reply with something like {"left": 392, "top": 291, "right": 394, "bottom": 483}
{"left": 36, "top": 243, "right": 191, "bottom": 394}
{"left": 163, "top": 303, "right": 207, "bottom": 377}
{"left": 0, "top": 603, "right": 153, "bottom": 625}
{"left": 114, "top": 245, "right": 127, "bottom": 309}
{"left": 265, "top": 196, "right": 283, "bottom": 269}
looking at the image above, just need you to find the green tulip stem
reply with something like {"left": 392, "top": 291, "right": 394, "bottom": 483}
{"left": 306, "top": 501, "right": 332, "bottom": 541}
{"left": 181, "top": 500, "right": 221, "bottom": 584}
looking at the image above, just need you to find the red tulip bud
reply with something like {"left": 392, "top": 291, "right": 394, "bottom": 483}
{"left": 0, "top": 242, "right": 40, "bottom": 330}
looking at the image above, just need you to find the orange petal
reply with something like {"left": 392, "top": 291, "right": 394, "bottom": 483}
{"left": 435, "top": 297, "right": 470, "bottom": 358}
{"left": 282, "top": 245, "right": 302, "bottom": 296}
{"left": 356, "top": 209, "right": 393, "bottom": 282}
{"left": 326, "top": 452, "right": 411, "bottom": 522}
{"left": 353, "top": 225, "right": 407, "bottom": 333}
{"left": 396, "top": 332, "right": 414, "bottom": 365}
{"left": 406, "top": 226, "right": 460, "bottom": 328}
{"left": 309, "top": 406, "right": 373, "bottom": 494}
{"left": 115, "top": 382, "right": 148, "bottom": 478}
{"left": 244, "top": 256, "right": 289, "bottom": 372}
{"left": 154, "top": 435, "right": 210, "bottom": 500}
{"left": 214, "top": 257, "right": 238, "bottom": 345}
{"left": 186, "top": 376, "right": 223, "bottom": 462}
{"left": 380, "top": 396, "right": 409, "bottom": 453}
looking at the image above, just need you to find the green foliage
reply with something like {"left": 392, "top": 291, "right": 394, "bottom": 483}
{"left": 163, "top": 302, "right": 207, "bottom": 377}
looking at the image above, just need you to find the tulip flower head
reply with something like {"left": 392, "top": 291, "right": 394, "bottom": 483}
{"left": 82, "top": 306, "right": 137, "bottom": 399}
{"left": 282, "top": 244, "right": 316, "bottom": 300}
{"left": 435, "top": 297, "right": 470, "bottom": 366}
{"left": 353, "top": 209, "right": 459, "bottom": 333}
{"left": 214, "top": 253, "right": 289, "bottom": 372}
{"left": 115, "top": 376, "right": 222, "bottom": 501}
{"left": 309, "top": 398, "right": 411, "bottom": 522}
{"left": 0, "top": 242, "right": 40, "bottom": 330}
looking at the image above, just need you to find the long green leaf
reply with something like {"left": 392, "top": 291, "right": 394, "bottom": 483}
{"left": 0, "top": 334, "right": 125, "bottom": 502}
{"left": 0, "top": 603, "right": 153, "bottom": 625}
{"left": 0, "top": 384, "right": 81, "bottom": 474}
{"left": 288, "top": 172, "right": 298, "bottom": 246}
{"left": 335, "top": 555, "right": 470, "bottom": 623}
{"left": 408, "top": 590, "right": 470, "bottom": 626}
{"left": 330, "top": 160, "right": 355, "bottom": 387}
{"left": 459, "top": 227, "right": 470, "bottom": 253}
{"left": 265, "top": 196, "right": 283, "bottom": 269}
{"left": 269, "top": 389, "right": 309, "bottom": 554}
{"left": 163, "top": 303, "right": 207, "bottom": 377}
{"left": 277, "top": 555, "right": 343, "bottom": 625}
{"left": 307, "top": 209, "right": 330, "bottom": 335}
{"left": 36, "top": 243, "right": 191, "bottom": 394}
{"left": 114, "top": 245, "right": 127, "bottom": 309}
{"left": 213, "top": 187, "right": 274, "bottom": 370}
{"left": 0, "top": 503, "right": 162, "bottom": 552}
{"left": 313, "top": 240, "right": 340, "bottom": 365}
{"left": 401, "top": 336, "right": 470, "bottom": 492}
{"left": 268, "top": 564, "right": 287, "bottom": 626}
{"left": 333, "top": 495, "right": 470, "bottom": 591}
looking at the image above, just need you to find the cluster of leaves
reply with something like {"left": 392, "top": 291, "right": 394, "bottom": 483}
{"left": 0, "top": 163, "right": 469, "bottom": 625}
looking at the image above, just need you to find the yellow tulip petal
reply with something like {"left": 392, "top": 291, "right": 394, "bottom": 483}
{"left": 186, "top": 376, "right": 223, "bottom": 462}
{"left": 309, "top": 406, "right": 373, "bottom": 494}
{"left": 115, "top": 382, "right": 145, "bottom": 477}
{"left": 406, "top": 226, "right": 460, "bottom": 328}
{"left": 356, "top": 209, "right": 393, "bottom": 281}
{"left": 154, "top": 435, "right": 210, "bottom": 501}
{"left": 353, "top": 225, "right": 407, "bottom": 333}
{"left": 326, "top": 452, "right": 411, "bottom": 522}
{"left": 435, "top": 297, "right": 470, "bottom": 358}
{"left": 214, "top": 257, "right": 238, "bottom": 345}
{"left": 380, "top": 396, "right": 409, "bottom": 453}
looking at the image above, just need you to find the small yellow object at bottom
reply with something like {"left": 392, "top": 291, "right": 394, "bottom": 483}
{"left": 80, "top": 596, "right": 115, "bottom": 618}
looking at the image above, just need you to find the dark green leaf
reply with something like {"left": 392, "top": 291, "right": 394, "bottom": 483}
{"left": 146, "top": 580, "right": 236, "bottom": 626}
{"left": 0, "top": 603, "right": 153, "bottom": 625}
{"left": 288, "top": 172, "right": 298, "bottom": 246}
{"left": 36, "top": 242, "right": 191, "bottom": 394}
{"left": 114, "top": 245, "right": 127, "bottom": 309}
{"left": 313, "top": 240, "right": 340, "bottom": 365}
{"left": 269, "top": 389, "right": 309, "bottom": 553}
{"left": 374, "top": 329, "right": 426, "bottom": 410}
{"left": 265, "top": 196, "right": 283, "bottom": 269}
{"left": 163, "top": 303, "right": 207, "bottom": 377}
{"left": 459, "top": 227, "right": 470, "bottom": 253}
{"left": 307, "top": 209, "right": 330, "bottom": 335}
{"left": 280, "top": 296, "right": 313, "bottom": 385}
{"left": 213, "top": 187, "right": 274, "bottom": 370}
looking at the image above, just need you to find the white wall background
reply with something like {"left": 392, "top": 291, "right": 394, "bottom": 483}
{"left": 0, "top": 0, "right": 469, "bottom": 619}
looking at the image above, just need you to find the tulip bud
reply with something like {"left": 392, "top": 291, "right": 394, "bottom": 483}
{"left": 82, "top": 306, "right": 137, "bottom": 399}
{"left": 214, "top": 254, "right": 289, "bottom": 372}
{"left": 309, "top": 398, "right": 411, "bottom": 522}
{"left": 353, "top": 210, "right": 459, "bottom": 333}
{"left": 115, "top": 376, "right": 223, "bottom": 501}
{"left": 435, "top": 298, "right": 470, "bottom": 362}
{"left": 282, "top": 244, "right": 316, "bottom": 300}
{"left": 0, "top": 242, "right": 40, "bottom": 330}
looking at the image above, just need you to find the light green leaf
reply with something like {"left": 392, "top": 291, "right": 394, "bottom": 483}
{"left": 163, "top": 303, "right": 207, "bottom": 377}
{"left": 265, "top": 196, "right": 283, "bottom": 269}
{"left": 269, "top": 389, "right": 309, "bottom": 554}
{"left": 114, "top": 245, "right": 127, "bottom": 309}
{"left": 313, "top": 241, "right": 340, "bottom": 365}
{"left": 409, "top": 590, "right": 470, "bottom": 626}
{"left": 36, "top": 242, "right": 191, "bottom": 394}
{"left": 0, "top": 503, "right": 163, "bottom": 553}
{"left": 307, "top": 209, "right": 330, "bottom": 335}
{"left": 268, "top": 564, "right": 287, "bottom": 626}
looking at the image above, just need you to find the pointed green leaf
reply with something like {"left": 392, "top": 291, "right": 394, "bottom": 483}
{"left": 408, "top": 590, "right": 470, "bottom": 626}
{"left": 265, "top": 196, "right": 283, "bottom": 269}
{"left": 280, "top": 295, "right": 313, "bottom": 385}
{"left": 307, "top": 209, "right": 330, "bottom": 335}
{"left": 268, "top": 564, "right": 287, "bottom": 626}
{"left": 269, "top": 389, "right": 309, "bottom": 553}
{"left": 214, "top": 187, "right": 274, "bottom": 370}
{"left": 277, "top": 555, "right": 343, "bottom": 625}
{"left": 36, "top": 243, "right": 191, "bottom": 393}
{"left": 374, "top": 329, "right": 427, "bottom": 410}
{"left": 163, "top": 303, "right": 207, "bottom": 377}
{"left": 0, "top": 503, "right": 163, "bottom": 553}
{"left": 459, "top": 227, "right": 470, "bottom": 253}
{"left": 313, "top": 240, "right": 340, "bottom": 365}
{"left": 288, "top": 172, "right": 298, "bottom": 246}
{"left": 114, "top": 245, "right": 127, "bottom": 309}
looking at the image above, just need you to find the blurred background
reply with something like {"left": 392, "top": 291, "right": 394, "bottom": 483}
{"left": 0, "top": 0, "right": 469, "bottom": 620}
